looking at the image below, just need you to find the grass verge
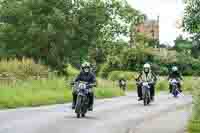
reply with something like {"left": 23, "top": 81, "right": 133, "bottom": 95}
{"left": 0, "top": 78, "right": 124, "bottom": 109}
{"left": 187, "top": 78, "right": 200, "bottom": 133}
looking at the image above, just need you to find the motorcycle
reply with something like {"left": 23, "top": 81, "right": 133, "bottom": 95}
{"left": 169, "top": 79, "right": 180, "bottom": 98}
{"left": 141, "top": 82, "right": 151, "bottom": 106}
{"left": 119, "top": 80, "right": 126, "bottom": 91}
{"left": 73, "top": 82, "right": 92, "bottom": 118}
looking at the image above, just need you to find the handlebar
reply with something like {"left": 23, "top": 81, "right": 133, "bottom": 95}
{"left": 71, "top": 81, "right": 96, "bottom": 88}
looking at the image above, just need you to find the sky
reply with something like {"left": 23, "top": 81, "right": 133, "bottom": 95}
{"left": 126, "top": 0, "right": 185, "bottom": 45}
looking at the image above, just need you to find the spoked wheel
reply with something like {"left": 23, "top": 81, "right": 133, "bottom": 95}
{"left": 172, "top": 86, "right": 178, "bottom": 98}
{"left": 75, "top": 96, "right": 83, "bottom": 118}
{"left": 143, "top": 91, "right": 150, "bottom": 106}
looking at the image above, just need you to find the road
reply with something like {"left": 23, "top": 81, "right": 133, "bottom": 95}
{"left": 0, "top": 92, "right": 192, "bottom": 133}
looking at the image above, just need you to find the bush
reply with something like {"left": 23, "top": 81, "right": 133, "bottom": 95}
{"left": 108, "top": 71, "right": 138, "bottom": 81}
{"left": 95, "top": 87, "right": 124, "bottom": 98}
{"left": 0, "top": 58, "right": 49, "bottom": 80}
{"left": 65, "top": 64, "right": 79, "bottom": 78}
{"left": 98, "top": 63, "right": 112, "bottom": 78}
{"left": 188, "top": 79, "right": 200, "bottom": 133}
{"left": 127, "top": 81, "right": 137, "bottom": 91}
{"left": 97, "top": 78, "right": 116, "bottom": 89}
{"left": 182, "top": 77, "right": 197, "bottom": 91}
{"left": 156, "top": 79, "right": 168, "bottom": 91}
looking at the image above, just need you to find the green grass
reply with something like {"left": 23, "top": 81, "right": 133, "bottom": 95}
{"left": 0, "top": 78, "right": 72, "bottom": 108}
{"left": 187, "top": 78, "right": 200, "bottom": 133}
{"left": 0, "top": 77, "right": 125, "bottom": 109}
{"left": 0, "top": 74, "right": 197, "bottom": 109}
{"left": 95, "top": 87, "right": 124, "bottom": 98}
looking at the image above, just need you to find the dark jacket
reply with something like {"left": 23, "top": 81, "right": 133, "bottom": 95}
{"left": 75, "top": 72, "right": 96, "bottom": 84}
{"left": 168, "top": 71, "right": 183, "bottom": 80}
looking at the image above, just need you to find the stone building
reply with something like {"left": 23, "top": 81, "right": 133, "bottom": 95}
{"left": 136, "top": 16, "right": 159, "bottom": 41}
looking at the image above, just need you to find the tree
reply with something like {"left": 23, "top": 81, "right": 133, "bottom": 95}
{"left": 184, "top": 0, "right": 200, "bottom": 34}
{"left": 174, "top": 35, "right": 192, "bottom": 53}
{"left": 0, "top": 0, "right": 74, "bottom": 71}
{"left": 184, "top": 0, "right": 200, "bottom": 58}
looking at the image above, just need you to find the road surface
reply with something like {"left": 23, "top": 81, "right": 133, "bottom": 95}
{"left": 0, "top": 92, "right": 192, "bottom": 133}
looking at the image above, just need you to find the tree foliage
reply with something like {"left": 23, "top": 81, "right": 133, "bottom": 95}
{"left": 0, "top": 0, "right": 143, "bottom": 73}
{"left": 184, "top": 0, "right": 200, "bottom": 58}
{"left": 184, "top": 0, "right": 200, "bottom": 34}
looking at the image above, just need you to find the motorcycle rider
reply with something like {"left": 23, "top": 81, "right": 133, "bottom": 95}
{"left": 136, "top": 63, "right": 157, "bottom": 101}
{"left": 72, "top": 62, "right": 96, "bottom": 111}
{"left": 168, "top": 66, "right": 183, "bottom": 93}
{"left": 118, "top": 75, "right": 126, "bottom": 91}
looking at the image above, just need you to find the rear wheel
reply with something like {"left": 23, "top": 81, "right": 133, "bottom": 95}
{"left": 172, "top": 86, "right": 178, "bottom": 97}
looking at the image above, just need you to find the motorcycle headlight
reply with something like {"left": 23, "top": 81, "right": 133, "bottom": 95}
{"left": 79, "top": 83, "right": 86, "bottom": 89}
{"left": 171, "top": 79, "right": 177, "bottom": 83}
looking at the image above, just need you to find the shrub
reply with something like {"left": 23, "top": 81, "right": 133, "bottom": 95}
{"left": 156, "top": 79, "right": 168, "bottom": 91}
{"left": 98, "top": 63, "right": 112, "bottom": 78}
{"left": 108, "top": 71, "right": 138, "bottom": 81}
{"left": 188, "top": 79, "right": 200, "bottom": 133}
{"left": 65, "top": 64, "right": 79, "bottom": 78}
{"left": 95, "top": 87, "right": 124, "bottom": 98}
{"left": 0, "top": 58, "right": 49, "bottom": 79}
{"left": 127, "top": 81, "right": 137, "bottom": 91}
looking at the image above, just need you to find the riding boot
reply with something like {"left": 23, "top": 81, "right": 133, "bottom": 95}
{"left": 137, "top": 85, "right": 143, "bottom": 98}
{"left": 88, "top": 92, "right": 94, "bottom": 111}
{"left": 72, "top": 92, "right": 77, "bottom": 109}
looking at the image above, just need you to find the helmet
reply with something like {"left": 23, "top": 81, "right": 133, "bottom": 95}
{"left": 172, "top": 66, "right": 178, "bottom": 72}
{"left": 81, "top": 62, "right": 90, "bottom": 73}
{"left": 144, "top": 63, "right": 151, "bottom": 69}
{"left": 143, "top": 63, "right": 151, "bottom": 73}
{"left": 81, "top": 62, "right": 90, "bottom": 68}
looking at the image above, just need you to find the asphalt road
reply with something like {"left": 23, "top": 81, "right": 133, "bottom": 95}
{"left": 0, "top": 92, "right": 192, "bottom": 133}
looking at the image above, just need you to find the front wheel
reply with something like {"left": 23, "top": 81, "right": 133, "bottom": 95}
{"left": 75, "top": 95, "right": 83, "bottom": 114}
{"left": 77, "top": 113, "right": 80, "bottom": 118}
{"left": 143, "top": 90, "right": 150, "bottom": 106}
{"left": 143, "top": 92, "right": 148, "bottom": 106}
{"left": 81, "top": 113, "right": 85, "bottom": 117}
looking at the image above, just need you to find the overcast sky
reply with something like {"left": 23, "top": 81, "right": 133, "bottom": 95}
{"left": 126, "top": 0, "right": 185, "bottom": 45}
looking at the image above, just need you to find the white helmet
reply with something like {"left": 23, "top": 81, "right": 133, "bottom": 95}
{"left": 81, "top": 62, "right": 91, "bottom": 73}
{"left": 172, "top": 66, "right": 178, "bottom": 72}
{"left": 144, "top": 63, "right": 151, "bottom": 69}
{"left": 143, "top": 63, "right": 151, "bottom": 73}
